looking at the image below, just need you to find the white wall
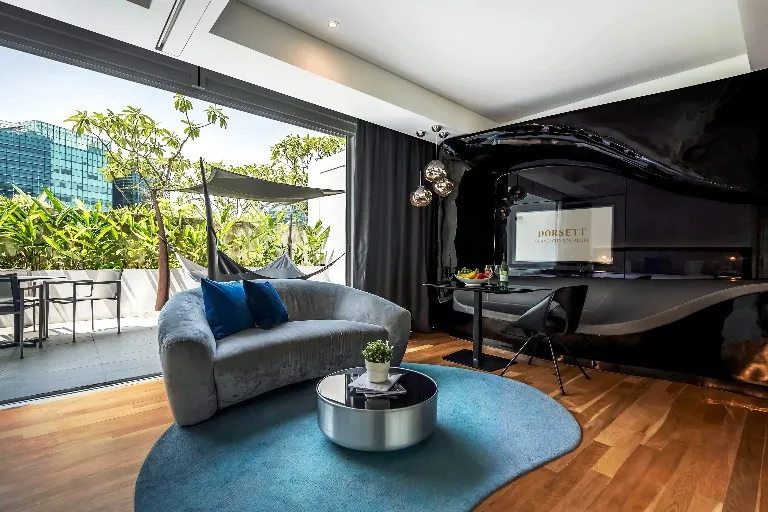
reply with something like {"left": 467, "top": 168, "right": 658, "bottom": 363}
{"left": 0, "top": 268, "right": 194, "bottom": 328}
{"left": 308, "top": 151, "right": 347, "bottom": 285}
{"left": 738, "top": 0, "right": 768, "bottom": 72}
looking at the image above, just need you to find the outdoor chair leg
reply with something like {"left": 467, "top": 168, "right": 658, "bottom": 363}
{"left": 16, "top": 313, "right": 23, "bottom": 360}
{"left": 500, "top": 334, "right": 537, "bottom": 376}
{"left": 38, "top": 295, "right": 45, "bottom": 346}
{"left": 42, "top": 285, "right": 48, "bottom": 340}
{"left": 116, "top": 287, "right": 121, "bottom": 334}
{"left": 547, "top": 336, "right": 566, "bottom": 395}
{"left": 72, "top": 298, "right": 76, "bottom": 343}
{"left": 18, "top": 298, "right": 25, "bottom": 359}
{"left": 91, "top": 301, "right": 94, "bottom": 331}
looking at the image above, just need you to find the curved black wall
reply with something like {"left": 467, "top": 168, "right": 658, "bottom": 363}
{"left": 440, "top": 68, "right": 768, "bottom": 281}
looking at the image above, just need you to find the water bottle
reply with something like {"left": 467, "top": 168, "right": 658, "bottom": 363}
{"left": 499, "top": 257, "right": 509, "bottom": 291}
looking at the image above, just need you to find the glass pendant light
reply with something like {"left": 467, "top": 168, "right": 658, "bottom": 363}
{"left": 424, "top": 161, "right": 447, "bottom": 182}
{"left": 410, "top": 130, "right": 432, "bottom": 207}
{"left": 431, "top": 131, "right": 454, "bottom": 197}
{"left": 424, "top": 125, "right": 447, "bottom": 182}
{"left": 433, "top": 177, "right": 454, "bottom": 197}
{"left": 410, "top": 184, "right": 433, "bottom": 207}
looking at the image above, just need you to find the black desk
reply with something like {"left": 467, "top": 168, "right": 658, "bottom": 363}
{"left": 424, "top": 283, "right": 551, "bottom": 372}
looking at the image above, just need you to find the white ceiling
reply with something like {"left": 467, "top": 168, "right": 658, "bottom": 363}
{"left": 3, "top": 0, "right": 760, "bottom": 137}
{"left": 242, "top": 0, "right": 748, "bottom": 123}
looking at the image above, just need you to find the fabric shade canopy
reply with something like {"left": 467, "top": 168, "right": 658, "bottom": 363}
{"left": 180, "top": 167, "right": 343, "bottom": 203}
{"left": 179, "top": 159, "right": 345, "bottom": 282}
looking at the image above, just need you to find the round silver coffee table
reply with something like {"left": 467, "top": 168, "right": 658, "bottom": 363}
{"left": 316, "top": 367, "right": 438, "bottom": 451}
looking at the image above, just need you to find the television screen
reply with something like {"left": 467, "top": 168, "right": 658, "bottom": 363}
{"left": 514, "top": 206, "right": 613, "bottom": 263}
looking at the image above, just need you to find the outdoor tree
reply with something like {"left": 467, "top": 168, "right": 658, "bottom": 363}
{"left": 229, "top": 134, "right": 345, "bottom": 188}
{"left": 66, "top": 95, "right": 228, "bottom": 309}
{"left": 270, "top": 134, "right": 345, "bottom": 187}
{"left": 229, "top": 134, "right": 345, "bottom": 253}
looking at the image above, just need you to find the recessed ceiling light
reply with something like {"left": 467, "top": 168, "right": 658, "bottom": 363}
{"left": 328, "top": 20, "right": 339, "bottom": 28}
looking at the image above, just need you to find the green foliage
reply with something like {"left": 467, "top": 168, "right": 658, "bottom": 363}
{"left": 0, "top": 189, "right": 331, "bottom": 270}
{"left": 268, "top": 134, "right": 345, "bottom": 187}
{"left": 361, "top": 340, "right": 393, "bottom": 364}
{"left": 293, "top": 220, "right": 330, "bottom": 266}
{"left": 228, "top": 134, "right": 345, "bottom": 216}
{"left": 66, "top": 95, "right": 228, "bottom": 193}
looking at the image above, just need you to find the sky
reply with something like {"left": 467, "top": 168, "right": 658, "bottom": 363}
{"left": 0, "top": 46, "right": 323, "bottom": 167}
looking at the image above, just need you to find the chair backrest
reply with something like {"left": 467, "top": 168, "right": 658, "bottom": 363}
{"left": 92, "top": 269, "right": 123, "bottom": 299}
{"left": 512, "top": 284, "right": 588, "bottom": 335}
{"left": 550, "top": 285, "right": 589, "bottom": 335}
{"left": 0, "top": 274, "right": 20, "bottom": 310}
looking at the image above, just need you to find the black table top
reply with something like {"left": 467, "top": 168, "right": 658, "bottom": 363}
{"left": 423, "top": 283, "right": 551, "bottom": 294}
{"left": 317, "top": 367, "right": 437, "bottom": 410}
{"left": 0, "top": 275, "right": 57, "bottom": 282}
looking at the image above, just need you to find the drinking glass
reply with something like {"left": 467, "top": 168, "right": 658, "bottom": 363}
{"left": 485, "top": 265, "right": 494, "bottom": 277}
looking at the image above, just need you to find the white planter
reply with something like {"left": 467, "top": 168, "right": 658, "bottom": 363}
{"left": 365, "top": 360, "right": 391, "bottom": 383}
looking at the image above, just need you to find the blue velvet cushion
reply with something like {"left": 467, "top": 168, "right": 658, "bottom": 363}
{"left": 201, "top": 279, "right": 255, "bottom": 340}
{"left": 243, "top": 280, "right": 289, "bottom": 330}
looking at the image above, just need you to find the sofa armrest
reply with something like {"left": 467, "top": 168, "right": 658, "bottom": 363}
{"left": 158, "top": 290, "right": 218, "bottom": 426}
{"left": 333, "top": 287, "right": 411, "bottom": 365}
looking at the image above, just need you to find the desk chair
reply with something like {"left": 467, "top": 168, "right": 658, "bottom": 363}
{"left": 500, "top": 285, "right": 590, "bottom": 395}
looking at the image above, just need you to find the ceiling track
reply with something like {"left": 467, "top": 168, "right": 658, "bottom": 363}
{"left": 155, "top": 0, "right": 187, "bottom": 51}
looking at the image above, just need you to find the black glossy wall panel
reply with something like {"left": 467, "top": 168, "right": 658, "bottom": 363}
{"left": 440, "top": 67, "right": 768, "bottom": 280}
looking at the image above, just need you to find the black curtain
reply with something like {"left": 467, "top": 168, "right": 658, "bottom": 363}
{"left": 351, "top": 120, "right": 437, "bottom": 332}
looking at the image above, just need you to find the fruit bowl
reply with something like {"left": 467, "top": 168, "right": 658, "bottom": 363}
{"left": 455, "top": 275, "right": 490, "bottom": 287}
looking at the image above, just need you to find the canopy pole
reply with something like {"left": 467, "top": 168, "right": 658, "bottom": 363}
{"left": 200, "top": 158, "right": 218, "bottom": 280}
{"left": 287, "top": 205, "right": 294, "bottom": 258}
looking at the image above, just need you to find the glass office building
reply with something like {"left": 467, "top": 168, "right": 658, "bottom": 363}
{"left": 0, "top": 120, "right": 111, "bottom": 207}
{"left": 112, "top": 171, "right": 147, "bottom": 207}
{"left": 0, "top": 121, "right": 51, "bottom": 198}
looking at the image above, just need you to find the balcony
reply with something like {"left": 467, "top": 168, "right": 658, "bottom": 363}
{"left": 0, "top": 316, "right": 160, "bottom": 403}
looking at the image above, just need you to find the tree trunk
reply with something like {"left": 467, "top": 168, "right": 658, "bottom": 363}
{"left": 150, "top": 189, "right": 170, "bottom": 311}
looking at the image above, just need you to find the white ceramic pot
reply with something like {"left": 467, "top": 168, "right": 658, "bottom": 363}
{"left": 365, "top": 360, "right": 391, "bottom": 383}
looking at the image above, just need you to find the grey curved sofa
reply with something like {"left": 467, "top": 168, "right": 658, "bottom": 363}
{"left": 158, "top": 280, "right": 411, "bottom": 426}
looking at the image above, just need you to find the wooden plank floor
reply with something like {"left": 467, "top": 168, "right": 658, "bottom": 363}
{"left": 2, "top": 333, "right": 768, "bottom": 511}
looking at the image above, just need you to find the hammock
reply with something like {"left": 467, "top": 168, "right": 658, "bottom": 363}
{"left": 175, "top": 250, "right": 343, "bottom": 283}
{"left": 174, "top": 159, "right": 344, "bottom": 282}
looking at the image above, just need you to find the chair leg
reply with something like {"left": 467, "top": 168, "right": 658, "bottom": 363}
{"left": 547, "top": 336, "right": 566, "bottom": 395}
{"left": 554, "top": 335, "right": 590, "bottom": 380}
{"left": 500, "top": 334, "right": 537, "bottom": 376}
{"left": 19, "top": 296, "right": 26, "bottom": 359}
{"left": 72, "top": 298, "right": 76, "bottom": 343}
{"left": 116, "top": 289, "right": 121, "bottom": 334}
{"left": 42, "top": 285, "right": 48, "bottom": 340}
{"left": 91, "top": 300, "right": 94, "bottom": 331}
{"left": 16, "top": 312, "right": 23, "bottom": 360}
{"left": 528, "top": 336, "right": 540, "bottom": 365}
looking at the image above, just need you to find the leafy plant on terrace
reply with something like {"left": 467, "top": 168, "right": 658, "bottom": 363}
{"left": 293, "top": 220, "right": 330, "bottom": 266}
{"left": 0, "top": 188, "right": 331, "bottom": 271}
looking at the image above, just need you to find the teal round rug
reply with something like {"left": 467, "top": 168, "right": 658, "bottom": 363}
{"left": 135, "top": 363, "right": 581, "bottom": 511}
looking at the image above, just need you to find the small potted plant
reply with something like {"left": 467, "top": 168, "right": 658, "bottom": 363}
{"left": 362, "top": 340, "right": 393, "bottom": 383}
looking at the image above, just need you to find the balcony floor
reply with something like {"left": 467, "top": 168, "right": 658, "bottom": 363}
{"left": 0, "top": 316, "right": 159, "bottom": 403}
